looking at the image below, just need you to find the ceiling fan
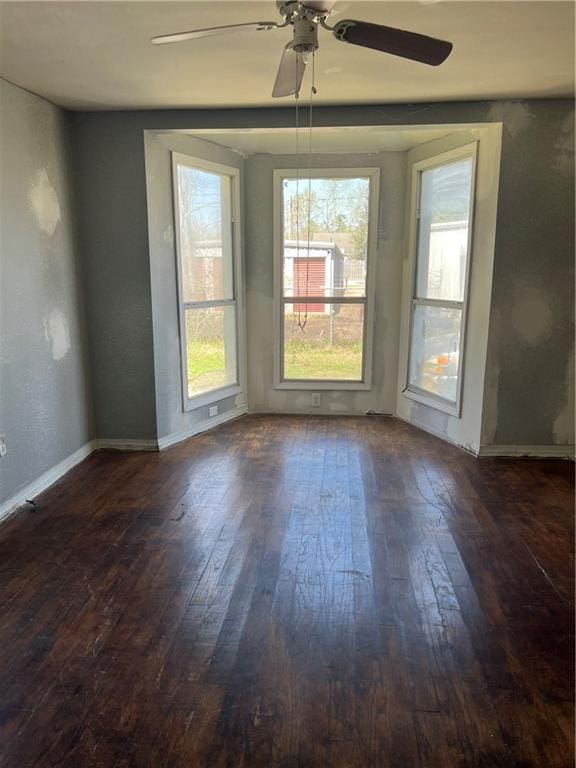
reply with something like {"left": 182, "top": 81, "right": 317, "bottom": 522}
{"left": 151, "top": 1, "right": 453, "bottom": 98}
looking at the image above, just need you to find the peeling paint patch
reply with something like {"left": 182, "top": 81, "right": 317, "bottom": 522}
{"left": 43, "top": 309, "right": 70, "bottom": 360}
{"left": 29, "top": 169, "right": 61, "bottom": 236}
{"left": 510, "top": 286, "right": 553, "bottom": 346}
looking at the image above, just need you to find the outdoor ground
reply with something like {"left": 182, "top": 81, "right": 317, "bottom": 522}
{"left": 187, "top": 306, "right": 363, "bottom": 395}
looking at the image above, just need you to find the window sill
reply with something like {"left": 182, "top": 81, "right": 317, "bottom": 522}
{"left": 402, "top": 386, "right": 460, "bottom": 417}
{"left": 274, "top": 381, "right": 371, "bottom": 392}
{"left": 184, "top": 384, "right": 242, "bottom": 412}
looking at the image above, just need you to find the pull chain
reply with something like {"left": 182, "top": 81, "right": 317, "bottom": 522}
{"left": 297, "top": 50, "right": 316, "bottom": 331}
{"left": 294, "top": 67, "right": 301, "bottom": 326}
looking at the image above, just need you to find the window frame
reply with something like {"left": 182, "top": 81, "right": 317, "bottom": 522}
{"left": 171, "top": 152, "right": 243, "bottom": 411}
{"left": 273, "top": 167, "right": 380, "bottom": 391}
{"left": 404, "top": 142, "right": 478, "bottom": 417}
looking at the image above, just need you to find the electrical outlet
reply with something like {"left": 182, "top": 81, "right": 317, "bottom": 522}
{"left": 209, "top": 405, "right": 218, "bottom": 417}
{"left": 311, "top": 393, "right": 321, "bottom": 408}
{"left": 0, "top": 436, "right": 6, "bottom": 457}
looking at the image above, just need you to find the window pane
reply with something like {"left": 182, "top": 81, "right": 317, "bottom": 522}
{"left": 415, "top": 158, "right": 473, "bottom": 302}
{"left": 185, "top": 306, "right": 237, "bottom": 398}
{"left": 409, "top": 305, "right": 462, "bottom": 403}
{"left": 176, "top": 165, "right": 234, "bottom": 303}
{"left": 282, "top": 177, "right": 370, "bottom": 298}
{"left": 283, "top": 302, "right": 364, "bottom": 381}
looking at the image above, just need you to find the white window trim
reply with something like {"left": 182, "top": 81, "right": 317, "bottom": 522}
{"left": 171, "top": 152, "right": 245, "bottom": 412}
{"left": 404, "top": 142, "right": 478, "bottom": 418}
{"left": 272, "top": 167, "right": 380, "bottom": 391}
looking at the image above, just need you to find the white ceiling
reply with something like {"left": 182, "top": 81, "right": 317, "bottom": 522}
{"left": 187, "top": 125, "right": 457, "bottom": 153}
{"left": 0, "top": 1, "right": 574, "bottom": 111}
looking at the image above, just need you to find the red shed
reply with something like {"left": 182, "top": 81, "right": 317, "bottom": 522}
{"left": 284, "top": 240, "right": 345, "bottom": 314}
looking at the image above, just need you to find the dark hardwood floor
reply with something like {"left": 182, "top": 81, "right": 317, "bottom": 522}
{"left": 0, "top": 415, "right": 573, "bottom": 768}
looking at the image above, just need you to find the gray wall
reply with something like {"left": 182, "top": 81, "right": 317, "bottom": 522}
{"left": 70, "top": 99, "right": 574, "bottom": 448}
{"left": 0, "top": 79, "right": 92, "bottom": 505}
{"left": 71, "top": 113, "right": 157, "bottom": 439}
{"left": 482, "top": 103, "right": 575, "bottom": 447}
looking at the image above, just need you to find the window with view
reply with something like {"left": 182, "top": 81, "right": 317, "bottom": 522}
{"left": 172, "top": 154, "right": 240, "bottom": 410}
{"left": 275, "top": 170, "right": 378, "bottom": 388}
{"left": 407, "top": 147, "right": 476, "bottom": 413}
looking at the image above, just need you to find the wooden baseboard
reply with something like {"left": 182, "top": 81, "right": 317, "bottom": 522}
{"left": 395, "top": 413, "right": 479, "bottom": 455}
{"left": 4, "top": 413, "right": 569, "bottom": 527}
{"left": 92, "top": 438, "right": 158, "bottom": 452}
{"left": 0, "top": 441, "right": 94, "bottom": 525}
{"left": 478, "top": 444, "right": 575, "bottom": 459}
{"left": 157, "top": 406, "right": 248, "bottom": 450}
{"left": 1, "top": 408, "right": 251, "bottom": 526}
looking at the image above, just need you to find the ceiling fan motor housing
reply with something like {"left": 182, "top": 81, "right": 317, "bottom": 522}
{"left": 292, "top": 16, "right": 319, "bottom": 53}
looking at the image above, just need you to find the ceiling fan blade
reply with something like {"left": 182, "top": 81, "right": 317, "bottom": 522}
{"left": 272, "top": 43, "right": 307, "bottom": 98}
{"left": 151, "top": 21, "right": 279, "bottom": 45}
{"left": 332, "top": 19, "right": 453, "bottom": 66}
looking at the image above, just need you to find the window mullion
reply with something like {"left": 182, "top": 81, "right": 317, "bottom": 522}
{"left": 412, "top": 297, "right": 463, "bottom": 310}
{"left": 282, "top": 296, "right": 367, "bottom": 305}
{"left": 183, "top": 298, "right": 236, "bottom": 311}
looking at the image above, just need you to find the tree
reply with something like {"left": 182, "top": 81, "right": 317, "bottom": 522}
{"left": 284, "top": 184, "right": 319, "bottom": 241}
{"left": 283, "top": 177, "right": 369, "bottom": 259}
{"left": 177, "top": 167, "right": 223, "bottom": 256}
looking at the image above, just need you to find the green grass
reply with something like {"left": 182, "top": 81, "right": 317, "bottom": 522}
{"left": 284, "top": 340, "right": 362, "bottom": 380}
{"left": 187, "top": 340, "right": 226, "bottom": 380}
{"left": 187, "top": 340, "right": 228, "bottom": 395}
{"left": 187, "top": 339, "right": 362, "bottom": 387}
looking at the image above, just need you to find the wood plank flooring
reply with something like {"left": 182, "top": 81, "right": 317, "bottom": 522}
{"left": 0, "top": 415, "right": 573, "bottom": 767}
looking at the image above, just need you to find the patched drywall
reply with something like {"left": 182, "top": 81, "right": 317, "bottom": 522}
{"left": 29, "top": 168, "right": 61, "bottom": 237}
{"left": 43, "top": 308, "right": 71, "bottom": 361}
{"left": 0, "top": 78, "right": 92, "bottom": 507}
{"left": 482, "top": 101, "right": 575, "bottom": 447}
{"left": 510, "top": 286, "right": 554, "bottom": 347}
{"left": 489, "top": 101, "right": 534, "bottom": 139}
